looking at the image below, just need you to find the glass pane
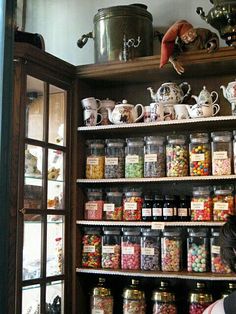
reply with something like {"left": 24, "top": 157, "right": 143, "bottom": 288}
{"left": 49, "top": 85, "right": 66, "bottom": 146}
{"left": 24, "top": 145, "right": 43, "bottom": 209}
{"left": 46, "top": 281, "right": 64, "bottom": 314}
{"left": 47, "top": 149, "right": 65, "bottom": 210}
{"left": 47, "top": 215, "right": 64, "bottom": 276}
{"left": 22, "top": 284, "right": 40, "bottom": 314}
{"left": 23, "top": 215, "right": 42, "bottom": 280}
{"left": 26, "top": 76, "right": 44, "bottom": 141}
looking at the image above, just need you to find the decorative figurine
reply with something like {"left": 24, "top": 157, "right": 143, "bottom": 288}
{"left": 160, "top": 20, "right": 219, "bottom": 75}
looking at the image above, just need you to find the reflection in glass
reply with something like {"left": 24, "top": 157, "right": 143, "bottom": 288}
{"left": 26, "top": 76, "right": 44, "bottom": 141}
{"left": 22, "top": 284, "right": 40, "bottom": 314}
{"left": 46, "top": 281, "right": 64, "bottom": 313}
{"left": 23, "top": 216, "right": 42, "bottom": 280}
{"left": 49, "top": 85, "right": 66, "bottom": 146}
{"left": 47, "top": 215, "right": 64, "bottom": 276}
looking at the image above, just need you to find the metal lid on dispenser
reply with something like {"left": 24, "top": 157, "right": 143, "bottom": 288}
{"left": 92, "top": 278, "right": 112, "bottom": 297}
{"left": 152, "top": 281, "right": 175, "bottom": 302}
{"left": 123, "top": 279, "right": 145, "bottom": 300}
{"left": 189, "top": 282, "right": 213, "bottom": 304}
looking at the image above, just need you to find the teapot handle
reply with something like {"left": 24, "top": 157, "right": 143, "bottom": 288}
{"left": 134, "top": 104, "right": 145, "bottom": 122}
{"left": 212, "top": 103, "right": 220, "bottom": 116}
{"left": 210, "top": 91, "right": 218, "bottom": 105}
{"left": 179, "top": 82, "right": 191, "bottom": 101}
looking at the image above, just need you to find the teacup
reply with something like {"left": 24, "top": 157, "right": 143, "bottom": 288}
{"left": 81, "top": 97, "right": 102, "bottom": 110}
{"left": 150, "top": 102, "right": 165, "bottom": 121}
{"left": 83, "top": 108, "right": 103, "bottom": 126}
{"left": 174, "top": 104, "right": 190, "bottom": 120}
{"left": 163, "top": 104, "right": 175, "bottom": 120}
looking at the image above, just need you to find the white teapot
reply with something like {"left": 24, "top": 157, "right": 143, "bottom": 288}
{"left": 191, "top": 86, "right": 218, "bottom": 106}
{"left": 106, "top": 99, "right": 144, "bottom": 124}
{"left": 185, "top": 103, "right": 220, "bottom": 118}
{"left": 220, "top": 80, "right": 236, "bottom": 115}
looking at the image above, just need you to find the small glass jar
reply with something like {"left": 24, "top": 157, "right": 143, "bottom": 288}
{"left": 161, "top": 229, "right": 182, "bottom": 272}
{"left": 123, "top": 189, "right": 143, "bottom": 221}
{"left": 90, "top": 278, "right": 113, "bottom": 314}
{"left": 191, "top": 186, "right": 213, "bottom": 221}
{"left": 163, "top": 195, "right": 176, "bottom": 221}
{"left": 221, "top": 282, "right": 236, "bottom": 298}
{"left": 152, "top": 194, "right": 163, "bottom": 221}
{"left": 144, "top": 136, "right": 165, "bottom": 178}
{"left": 177, "top": 195, "right": 191, "bottom": 221}
{"left": 125, "top": 137, "right": 144, "bottom": 178}
{"left": 166, "top": 134, "right": 188, "bottom": 177}
{"left": 123, "top": 279, "right": 146, "bottom": 314}
{"left": 210, "top": 228, "right": 231, "bottom": 274}
{"left": 105, "top": 138, "right": 125, "bottom": 178}
{"left": 233, "top": 130, "right": 236, "bottom": 174}
{"left": 189, "top": 133, "right": 211, "bottom": 176}
{"left": 82, "top": 227, "right": 101, "bottom": 268}
{"left": 189, "top": 282, "right": 213, "bottom": 314}
{"left": 121, "top": 227, "right": 141, "bottom": 270}
{"left": 152, "top": 281, "right": 177, "bottom": 314}
{"left": 102, "top": 227, "right": 121, "bottom": 270}
{"left": 212, "top": 185, "right": 235, "bottom": 221}
{"left": 84, "top": 189, "right": 104, "bottom": 220}
{"left": 141, "top": 228, "right": 161, "bottom": 271}
{"left": 141, "top": 193, "right": 153, "bottom": 221}
{"left": 86, "top": 139, "right": 105, "bottom": 179}
{"left": 187, "top": 228, "right": 209, "bottom": 273}
{"left": 104, "top": 191, "right": 123, "bottom": 221}
{"left": 211, "top": 131, "right": 233, "bottom": 175}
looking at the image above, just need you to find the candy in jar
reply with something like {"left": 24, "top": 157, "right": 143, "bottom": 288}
{"left": 102, "top": 227, "right": 121, "bottom": 270}
{"left": 123, "top": 189, "right": 143, "bottom": 221}
{"left": 191, "top": 186, "right": 212, "bottom": 221}
{"left": 104, "top": 191, "right": 123, "bottom": 221}
{"left": 144, "top": 135, "right": 165, "bottom": 178}
{"left": 84, "top": 189, "right": 104, "bottom": 220}
{"left": 189, "top": 282, "right": 213, "bottom": 314}
{"left": 82, "top": 227, "right": 101, "bottom": 268}
{"left": 90, "top": 277, "right": 113, "bottom": 314}
{"left": 125, "top": 137, "right": 144, "bottom": 178}
{"left": 86, "top": 139, "right": 105, "bottom": 179}
{"left": 212, "top": 185, "right": 235, "bottom": 221}
{"left": 141, "top": 228, "right": 161, "bottom": 271}
{"left": 123, "top": 279, "right": 146, "bottom": 314}
{"left": 161, "top": 229, "right": 182, "bottom": 272}
{"left": 121, "top": 227, "right": 141, "bottom": 270}
{"left": 105, "top": 138, "right": 125, "bottom": 178}
{"left": 152, "top": 281, "right": 177, "bottom": 314}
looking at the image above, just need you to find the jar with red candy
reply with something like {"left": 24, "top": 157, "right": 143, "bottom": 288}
{"left": 123, "top": 279, "right": 146, "bottom": 314}
{"left": 102, "top": 227, "right": 121, "bottom": 270}
{"left": 82, "top": 227, "right": 101, "bottom": 268}
{"left": 212, "top": 185, "right": 235, "bottom": 221}
{"left": 121, "top": 227, "right": 141, "bottom": 270}
{"left": 152, "top": 281, "right": 177, "bottom": 314}
{"left": 189, "top": 282, "right": 213, "bottom": 314}
{"left": 84, "top": 188, "right": 104, "bottom": 220}
{"left": 123, "top": 189, "right": 143, "bottom": 221}
{"left": 104, "top": 190, "right": 123, "bottom": 221}
{"left": 90, "top": 277, "right": 113, "bottom": 314}
{"left": 190, "top": 186, "right": 212, "bottom": 221}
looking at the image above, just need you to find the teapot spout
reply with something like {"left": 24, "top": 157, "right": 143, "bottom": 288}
{"left": 147, "top": 87, "right": 157, "bottom": 102}
{"left": 220, "top": 85, "right": 227, "bottom": 99}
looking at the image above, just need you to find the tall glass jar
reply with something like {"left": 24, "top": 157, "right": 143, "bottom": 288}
{"left": 212, "top": 185, "right": 235, "bottom": 221}
{"left": 123, "top": 279, "right": 146, "bottom": 314}
{"left": 121, "top": 227, "right": 141, "bottom": 270}
{"left": 144, "top": 136, "right": 165, "bottom": 177}
{"left": 102, "top": 227, "right": 121, "bottom": 270}
{"left": 82, "top": 227, "right": 101, "bottom": 268}
{"left": 211, "top": 131, "right": 233, "bottom": 175}
{"left": 123, "top": 189, "right": 143, "bottom": 221}
{"left": 90, "top": 277, "right": 113, "bottom": 314}
{"left": 125, "top": 137, "right": 144, "bottom": 178}
{"left": 189, "top": 282, "right": 213, "bottom": 314}
{"left": 166, "top": 134, "right": 188, "bottom": 177}
{"left": 191, "top": 186, "right": 213, "bottom": 221}
{"left": 105, "top": 138, "right": 125, "bottom": 178}
{"left": 84, "top": 189, "right": 104, "bottom": 220}
{"left": 189, "top": 133, "right": 211, "bottom": 176}
{"left": 86, "top": 139, "right": 105, "bottom": 179}
{"left": 187, "top": 228, "right": 209, "bottom": 273}
{"left": 161, "top": 229, "right": 182, "bottom": 272}
{"left": 104, "top": 190, "right": 123, "bottom": 221}
{"left": 152, "top": 281, "right": 177, "bottom": 314}
{"left": 141, "top": 228, "right": 161, "bottom": 271}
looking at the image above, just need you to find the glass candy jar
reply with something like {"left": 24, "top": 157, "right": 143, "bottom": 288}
{"left": 86, "top": 139, "right": 105, "bottom": 179}
{"left": 212, "top": 185, "right": 235, "bottom": 221}
{"left": 125, "top": 137, "right": 144, "bottom": 178}
{"left": 121, "top": 227, "right": 141, "bottom": 270}
{"left": 189, "top": 133, "right": 211, "bottom": 176}
{"left": 161, "top": 229, "right": 182, "bottom": 272}
{"left": 221, "top": 282, "right": 236, "bottom": 298}
{"left": 123, "top": 279, "right": 146, "bottom": 314}
{"left": 90, "top": 277, "right": 113, "bottom": 314}
{"left": 104, "top": 191, "right": 123, "bottom": 221}
{"left": 102, "top": 227, "right": 121, "bottom": 270}
{"left": 82, "top": 227, "right": 101, "bottom": 268}
{"left": 123, "top": 189, "right": 143, "bottom": 221}
{"left": 141, "top": 228, "right": 161, "bottom": 271}
{"left": 144, "top": 136, "right": 165, "bottom": 177}
{"left": 84, "top": 189, "right": 104, "bottom": 220}
{"left": 189, "top": 282, "right": 213, "bottom": 314}
{"left": 152, "top": 281, "right": 177, "bottom": 314}
{"left": 105, "top": 138, "right": 125, "bottom": 178}
{"left": 191, "top": 186, "right": 212, "bottom": 221}
{"left": 211, "top": 131, "right": 232, "bottom": 175}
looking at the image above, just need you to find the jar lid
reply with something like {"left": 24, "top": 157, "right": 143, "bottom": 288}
{"left": 106, "top": 191, "right": 123, "bottom": 197}
{"left": 86, "top": 139, "right": 105, "bottom": 148}
{"left": 211, "top": 131, "right": 232, "bottom": 142}
{"left": 154, "top": 194, "right": 163, "bottom": 201}
{"left": 106, "top": 138, "right": 125, "bottom": 147}
{"left": 211, "top": 227, "right": 220, "bottom": 237}
{"left": 152, "top": 281, "right": 175, "bottom": 302}
{"left": 123, "top": 280, "right": 145, "bottom": 300}
{"left": 190, "top": 133, "right": 209, "bottom": 144}
{"left": 167, "top": 134, "right": 186, "bottom": 145}
{"left": 144, "top": 135, "right": 165, "bottom": 145}
{"left": 162, "top": 229, "right": 181, "bottom": 237}
{"left": 192, "top": 186, "right": 211, "bottom": 196}
{"left": 141, "top": 228, "right": 160, "bottom": 236}
{"left": 126, "top": 137, "right": 144, "bottom": 147}
{"left": 213, "top": 185, "right": 233, "bottom": 195}
{"left": 103, "top": 227, "right": 121, "bottom": 235}
{"left": 188, "top": 228, "right": 208, "bottom": 237}
{"left": 83, "top": 227, "right": 101, "bottom": 235}
{"left": 164, "top": 195, "right": 175, "bottom": 201}
{"left": 92, "top": 278, "right": 112, "bottom": 297}
{"left": 125, "top": 191, "right": 142, "bottom": 197}
{"left": 189, "top": 282, "right": 213, "bottom": 303}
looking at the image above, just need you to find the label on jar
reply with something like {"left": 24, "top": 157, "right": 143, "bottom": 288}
{"left": 144, "top": 154, "right": 157, "bottom": 162}
{"left": 214, "top": 202, "right": 229, "bottom": 210}
{"left": 103, "top": 203, "right": 115, "bottom": 211}
{"left": 213, "top": 151, "right": 228, "bottom": 159}
{"left": 87, "top": 157, "right": 99, "bottom": 165}
{"left": 191, "top": 202, "right": 204, "bottom": 210}
{"left": 152, "top": 208, "right": 162, "bottom": 216}
{"left": 85, "top": 202, "right": 98, "bottom": 211}
{"left": 191, "top": 153, "right": 205, "bottom": 162}
{"left": 163, "top": 207, "right": 174, "bottom": 216}
{"left": 92, "top": 310, "right": 104, "bottom": 314}
{"left": 178, "top": 208, "right": 188, "bottom": 216}
{"left": 105, "top": 157, "right": 118, "bottom": 165}
{"left": 83, "top": 245, "right": 95, "bottom": 253}
{"left": 102, "top": 245, "right": 115, "bottom": 254}
{"left": 211, "top": 245, "right": 220, "bottom": 254}
{"left": 141, "top": 247, "right": 155, "bottom": 255}
{"left": 122, "top": 246, "right": 134, "bottom": 254}
{"left": 126, "top": 155, "right": 139, "bottom": 164}
{"left": 124, "top": 202, "right": 137, "bottom": 210}
{"left": 142, "top": 208, "right": 152, "bottom": 216}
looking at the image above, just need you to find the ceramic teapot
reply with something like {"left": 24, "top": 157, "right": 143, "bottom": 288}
{"left": 147, "top": 81, "right": 191, "bottom": 104}
{"left": 192, "top": 86, "right": 218, "bottom": 106}
{"left": 106, "top": 99, "right": 144, "bottom": 124}
{"left": 185, "top": 103, "right": 220, "bottom": 118}
{"left": 221, "top": 80, "right": 236, "bottom": 105}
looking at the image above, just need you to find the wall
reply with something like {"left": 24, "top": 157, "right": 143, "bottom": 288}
{"left": 24, "top": 0, "right": 225, "bottom": 65}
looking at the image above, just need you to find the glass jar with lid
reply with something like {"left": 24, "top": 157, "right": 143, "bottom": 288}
{"left": 211, "top": 131, "right": 233, "bottom": 175}
{"left": 161, "top": 229, "right": 182, "bottom": 272}
{"left": 102, "top": 227, "right": 121, "bottom": 270}
{"left": 191, "top": 186, "right": 213, "bottom": 221}
{"left": 82, "top": 227, "right": 101, "bottom": 268}
{"left": 189, "top": 282, "right": 213, "bottom": 314}
{"left": 105, "top": 138, "right": 125, "bottom": 178}
{"left": 163, "top": 195, "right": 176, "bottom": 221}
{"left": 166, "top": 134, "right": 188, "bottom": 177}
{"left": 210, "top": 228, "right": 231, "bottom": 274}
{"left": 221, "top": 282, "right": 236, "bottom": 298}
{"left": 189, "top": 133, "right": 211, "bottom": 176}
{"left": 141, "top": 228, "right": 161, "bottom": 271}
{"left": 121, "top": 227, "right": 141, "bottom": 270}
{"left": 90, "top": 277, "right": 113, "bottom": 314}
{"left": 152, "top": 281, "right": 177, "bottom": 314}
{"left": 125, "top": 137, "right": 144, "bottom": 178}
{"left": 86, "top": 139, "right": 105, "bottom": 179}
{"left": 104, "top": 190, "right": 123, "bottom": 221}
{"left": 212, "top": 185, "right": 235, "bottom": 221}
{"left": 187, "top": 228, "right": 209, "bottom": 273}
{"left": 84, "top": 188, "right": 104, "bottom": 220}
{"left": 144, "top": 135, "right": 165, "bottom": 178}
{"left": 123, "top": 189, "right": 143, "bottom": 221}
{"left": 123, "top": 279, "right": 146, "bottom": 314}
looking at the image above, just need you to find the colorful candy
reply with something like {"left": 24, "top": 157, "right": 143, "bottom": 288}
{"left": 189, "top": 144, "right": 210, "bottom": 176}
{"left": 82, "top": 233, "right": 101, "bottom": 268}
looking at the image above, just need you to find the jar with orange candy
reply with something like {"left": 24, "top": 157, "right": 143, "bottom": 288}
{"left": 212, "top": 185, "right": 235, "bottom": 221}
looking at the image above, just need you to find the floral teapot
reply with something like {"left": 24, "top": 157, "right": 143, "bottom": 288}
{"left": 220, "top": 80, "right": 236, "bottom": 115}
{"left": 185, "top": 103, "right": 220, "bottom": 118}
{"left": 191, "top": 86, "right": 218, "bottom": 106}
{"left": 147, "top": 81, "right": 191, "bottom": 104}
{"left": 106, "top": 99, "right": 144, "bottom": 124}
